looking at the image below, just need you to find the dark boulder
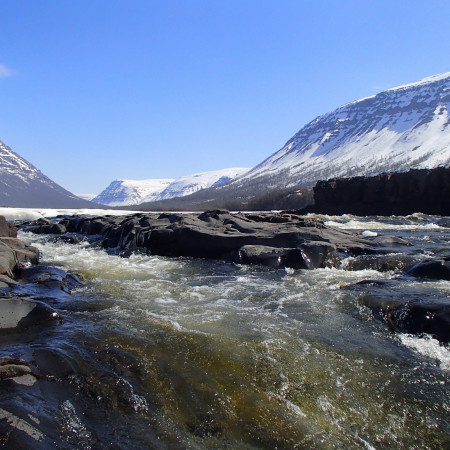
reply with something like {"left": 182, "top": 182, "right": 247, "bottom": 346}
{"left": 357, "top": 293, "right": 450, "bottom": 343}
{"left": 237, "top": 245, "right": 305, "bottom": 269}
{"left": 299, "top": 241, "right": 336, "bottom": 269}
{"left": 405, "top": 257, "right": 450, "bottom": 281}
{"left": 344, "top": 278, "right": 450, "bottom": 343}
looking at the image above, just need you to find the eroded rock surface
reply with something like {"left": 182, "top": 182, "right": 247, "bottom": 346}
{"left": 24, "top": 210, "right": 376, "bottom": 269}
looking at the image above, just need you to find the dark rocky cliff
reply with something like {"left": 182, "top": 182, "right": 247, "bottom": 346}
{"left": 309, "top": 167, "right": 450, "bottom": 216}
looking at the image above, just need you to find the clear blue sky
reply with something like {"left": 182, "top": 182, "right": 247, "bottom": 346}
{"left": 1, "top": 0, "right": 449, "bottom": 194}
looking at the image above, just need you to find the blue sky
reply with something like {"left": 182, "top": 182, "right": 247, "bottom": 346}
{"left": 1, "top": 0, "right": 449, "bottom": 194}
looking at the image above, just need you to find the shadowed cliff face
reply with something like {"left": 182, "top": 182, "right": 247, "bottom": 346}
{"left": 311, "top": 167, "right": 450, "bottom": 216}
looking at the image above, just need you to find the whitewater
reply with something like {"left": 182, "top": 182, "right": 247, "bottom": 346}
{"left": 2, "top": 208, "right": 449, "bottom": 448}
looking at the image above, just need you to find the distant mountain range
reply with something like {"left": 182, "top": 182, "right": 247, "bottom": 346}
{"left": 92, "top": 168, "right": 249, "bottom": 207}
{"left": 0, "top": 140, "right": 97, "bottom": 208}
{"left": 1, "top": 72, "right": 449, "bottom": 210}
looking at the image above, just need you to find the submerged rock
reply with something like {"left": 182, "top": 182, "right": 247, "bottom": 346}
{"left": 357, "top": 292, "right": 450, "bottom": 343}
{"left": 405, "top": 257, "right": 450, "bottom": 281}
{"left": 344, "top": 278, "right": 450, "bottom": 343}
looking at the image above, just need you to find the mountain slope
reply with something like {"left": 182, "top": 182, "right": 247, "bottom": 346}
{"left": 230, "top": 72, "right": 450, "bottom": 192}
{"left": 0, "top": 140, "right": 98, "bottom": 208}
{"left": 94, "top": 168, "right": 249, "bottom": 207}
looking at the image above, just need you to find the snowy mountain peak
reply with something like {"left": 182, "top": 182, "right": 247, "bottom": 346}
{"left": 93, "top": 178, "right": 174, "bottom": 206}
{"left": 94, "top": 168, "right": 250, "bottom": 207}
{"left": 235, "top": 72, "right": 450, "bottom": 190}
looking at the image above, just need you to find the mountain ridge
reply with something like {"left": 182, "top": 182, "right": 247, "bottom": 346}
{"left": 0, "top": 140, "right": 99, "bottom": 208}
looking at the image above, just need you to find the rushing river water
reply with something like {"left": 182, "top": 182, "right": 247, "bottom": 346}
{"left": 12, "top": 213, "right": 450, "bottom": 448}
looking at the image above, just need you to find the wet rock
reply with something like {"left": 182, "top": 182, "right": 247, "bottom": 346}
{"left": 29, "top": 211, "right": 376, "bottom": 269}
{"left": 299, "top": 241, "right": 336, "bottom": 269}
{"left": 0, "top": 215, "right": 17, "bottom": 238}
{"left": 374, "top": 236, "right": 411, "bottom": 247}
{"left": 32, "top": 348, "right": 78, "bottom": 378}
{"left": 15, "top": 265, "right": 84, "bottom": 294}
{"left": 357, "top": 293, "right": 450, "bottom": 343}
{"left": 53, "top": 233, "right": 88, "bottom": 245}
{"left": 343, "top": 254, "right": 416, "bottom": 272}
{"left": 0, "top": 406, "right": 46, "bottom": 448}
{"left": 237, "top": 245, "right": 306, "bottom": 269}
{"left": 0, "top": 297, "right": 60, "bottom": 332}
{"left": 344, "top": 279, "right": 450, "bottom": 343}
{"left": 405, "top": 257, "right": 450, "bottom": 281}
{"left": 26, "top": 223, "right": 67, "bottom": 234}
{"left": 0, "top": 357, "right": 36, "bottom": 385}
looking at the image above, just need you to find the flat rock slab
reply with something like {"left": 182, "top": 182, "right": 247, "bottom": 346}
{"left": 0, "top": 297, "right": 60, "bottom": 332}
{"left": 27, "top": 210, "right": 377, "bottom": 269}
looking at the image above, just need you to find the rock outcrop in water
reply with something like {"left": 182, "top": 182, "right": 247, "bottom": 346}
{"left": 0, "top": 216, "right": 85, "bottom": 447}
{"left": 344, "top": 255, "right": 450, "bottom": 344}
{"left": 0, "top": 216, "right": 39, "bottom": 284}
{"left": 308, "top": 167, "right": 450, "bottom": 216}
{"left": 0, "top": 216, "right": 80, "bottom": 335}
{"left": 24, "top": 210, "right": 377, "bottom": 269}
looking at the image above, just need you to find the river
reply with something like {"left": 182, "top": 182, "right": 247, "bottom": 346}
{"left": 8, "top": 213, "right": 450, "bottom": 448}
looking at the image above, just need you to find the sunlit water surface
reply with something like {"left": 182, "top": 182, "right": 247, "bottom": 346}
{"left": 16, "top": 213, "right": 450, "bottom": 448}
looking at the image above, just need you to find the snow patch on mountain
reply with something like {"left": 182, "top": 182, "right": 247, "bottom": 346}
{"left": 234, "top": 72, "right": 450, "bottom": 190}
{"left": 1, "top": 140, "right": 46, "bottom": 185}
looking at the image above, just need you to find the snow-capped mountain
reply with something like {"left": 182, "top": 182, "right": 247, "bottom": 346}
{"left": 93, "top": 179, "right": 174, "bottom": 207}
{"left": 0, "top": 140, "right": 97, "bottom": 208}
{"left": 93, "top": 168, "right": 250, "bottom": 207}
{"left": 228, "top": 72, "right": 450, "bottom": 193}
{"left": 154, "top": 168, "right": 249, "bottom": 201}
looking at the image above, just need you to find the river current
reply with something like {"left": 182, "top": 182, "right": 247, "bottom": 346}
{"left": 14, "top": 213, "right": 450, "bottom": 448}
